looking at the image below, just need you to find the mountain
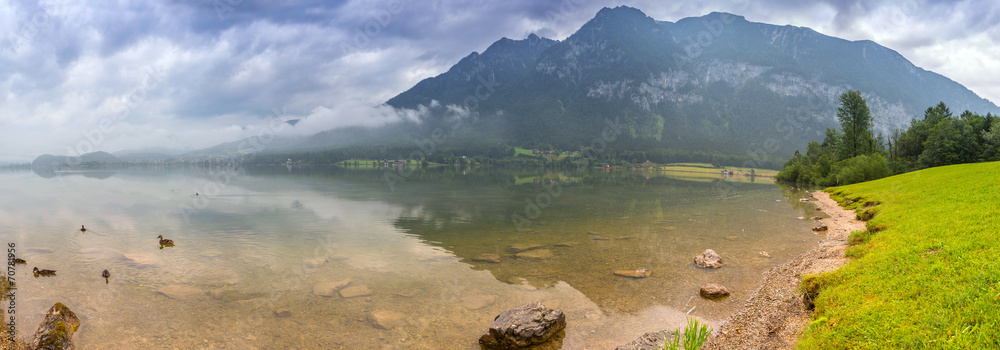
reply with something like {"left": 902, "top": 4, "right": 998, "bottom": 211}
{"left": 31, "top": 151, "right": 121, "bottom": 168}
{"left": 386, "top": 6, "right": 999, "bottom": 159}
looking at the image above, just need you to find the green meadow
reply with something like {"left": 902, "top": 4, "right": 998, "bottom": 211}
{"left": 799, "top": 161, "right": 1000, "bottom": 349}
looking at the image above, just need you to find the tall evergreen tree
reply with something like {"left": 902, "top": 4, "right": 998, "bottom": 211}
{"left": 836, "top": 90, "right": 875, "bottom": 159}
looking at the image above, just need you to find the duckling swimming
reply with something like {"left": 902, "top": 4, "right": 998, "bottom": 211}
{"left": 33, "top": 267, "right": 56, "bottom": 276}
{"left": 157, "top": 235, "right": 174, "bottom": 245}
{"left": 12, "top": 258, "right": 26, "bottom": 264}
{"left": 80, "top": 225, "right": 87, "bottom": 232}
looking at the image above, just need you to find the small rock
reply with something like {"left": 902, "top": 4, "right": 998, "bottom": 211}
{"left": 29, "top": 303, "right": 80, "bottom": 350}
{"left": 340, "top": 285, "right": 373, "bottom": 298}
{"left": 516, "top": 249, "right": 554, "bottom": 260}
{"left": 461, "top": 295, "right": 497, "bottom": 310}
{"left": 694, "top": 249, "right": 725, "bottom": 269}
{"left": 273, "top": 309, "right": 292, "bottom": 318}
{"left": 313, "top": 278, "right": 352, "bottom": 297}
{"left": 591, "top": 236, "right": 611, "bottom": 241}
{"left": 759, "top": 251, "right": 771, "bottom": 258}
{"left": 369, "top": 310, "right": 406, "bottom": 330}
{"left": 156, "top": 285, "right": 204, "bottom": 300}
{"left": 810, "top": 216, "right": 823, "bottom": 221}
{"left": 797, "top": 216, "right": 805, "bottom": 220}
{"left": 816, "top": 207, "right": 822, "bottom": 211}
{"left": 614, "top": 331, "right": 674, "bottom": 350}
{"left": 700, "top": 283, "right": 730, "bottom": 299}
{"left": 479, "top": 302, "right": 566, "bottom": 349}
{"left": 508, "top": 243, "right": 543, "bottom": 253}
{"left": 614, "top": 269, "right": 652, "bottom": 278}
{"left": 472, "top": 254, "right": 502, "bottom": 263}
{"left": 799, "top": 198, "right": 810, "bottom": 202}
{"left": 724, "top": 235, "right": 739, "bottom": 241}
{"left": 812, "top": 225, "right": 829, "bottom": 232}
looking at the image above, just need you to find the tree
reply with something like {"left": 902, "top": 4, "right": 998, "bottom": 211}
{"left": 836, "top": 90, "right": 875, "bottom": 159}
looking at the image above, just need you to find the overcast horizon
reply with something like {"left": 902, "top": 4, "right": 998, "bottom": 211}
{"left": 1, "top": 0, "right": 998, "bottom": 163}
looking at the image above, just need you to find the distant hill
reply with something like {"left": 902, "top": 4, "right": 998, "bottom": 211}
{"left": 385, "top": 6, "right": 999, "bottom": 158}
{"left": 31, "top": 151, "right": 121, "bottom": 168}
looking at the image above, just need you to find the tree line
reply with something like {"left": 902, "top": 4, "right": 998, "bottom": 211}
{"left": 777, "top": 90, "right": 998, "bottom": 185}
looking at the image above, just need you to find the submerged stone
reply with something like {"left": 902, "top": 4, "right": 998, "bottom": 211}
{"left": 508, "top": 244, "right": 543, "bottom": 253}
{"left": 614, "top": 269, "right": 652, "bottom": 278}
{"left": 313, "top": 278, "right": 352, "bottom": 297}
{"left": 472, "top": 254, "right": 502, "bottom": 263}
{"left": 516, "top": 249, "right": 553, "bottom": 260}
{"left": 121, "top": 253, "right": 159, "bottom": 268}
{"left": 369, "top": 310, "right": 406, "bottom": 330}
{"left": 340, "top": 285, "right": 373, "bottom": 298}
{"left": 694, "top": 249, "right": 724, "bottom": 268}
{"left": 156, "top": 285, "right": 204, "bottom": 300}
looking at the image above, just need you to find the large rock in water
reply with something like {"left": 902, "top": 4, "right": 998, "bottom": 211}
{"left": 29, "top": 303, "right": 80, "bottom": 350}
{"left": 694, "top": 249, "right": 724, "bottom": 268}
{"left": 479, "top": 301, "right": 565, "bottom": 349}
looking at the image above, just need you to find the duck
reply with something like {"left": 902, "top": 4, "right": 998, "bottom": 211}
{"left": 33, "top": 267, "right": 56, "bottom": 276}
{"left": 102, "top": 269, "right": 110, "bottom": 278}
{"left": 80, "top": 225, "right": 87, "bottom": 232}
{"left": 157, "top": 235, "right": 174, "bottom": 245}
{"left": 12, "top": 258, "right": 26, "bottom": 264}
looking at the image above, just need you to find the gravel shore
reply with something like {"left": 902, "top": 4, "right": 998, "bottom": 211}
{"left": 700, "top": 191, "right": 865, "bottom": 350}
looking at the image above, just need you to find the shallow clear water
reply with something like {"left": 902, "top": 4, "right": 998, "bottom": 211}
{"left": 1, "top": 166, "right": 821, "bottom": 349}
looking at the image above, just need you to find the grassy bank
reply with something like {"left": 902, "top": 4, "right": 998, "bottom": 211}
{"left": 799, "top": 161, "right": 1000, "bottom": 348}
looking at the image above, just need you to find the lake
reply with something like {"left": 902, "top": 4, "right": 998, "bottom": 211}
{"left": 1, "top": 165, "right": 821, "bottom": 349}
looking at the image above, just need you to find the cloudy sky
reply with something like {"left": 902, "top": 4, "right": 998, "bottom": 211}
{"left": 1, "top": 0, "right": 998, "bottom": 162}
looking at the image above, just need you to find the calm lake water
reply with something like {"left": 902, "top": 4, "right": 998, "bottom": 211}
{"left": 1, "top": 166, "right": 821, "bottom": 349}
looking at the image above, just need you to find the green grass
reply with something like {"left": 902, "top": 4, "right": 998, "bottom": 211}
{"left": 798, "top": 162, "right": 1000, "bottom": 349}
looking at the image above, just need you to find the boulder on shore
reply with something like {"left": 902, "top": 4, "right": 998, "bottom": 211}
{"left": 812, "top": 224, "right": 829, "bottom": 232}
{"left": 479, "top": 301, "right": 566, "bottom": 349}
{"left": 699, "top": 283, "right": 731, "bottom": 299}
{"left": 29, "top": 303, "right": 80, "bottom": 350}
{"left": 694, "top": 249, "right": 725, "bottom": 268}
